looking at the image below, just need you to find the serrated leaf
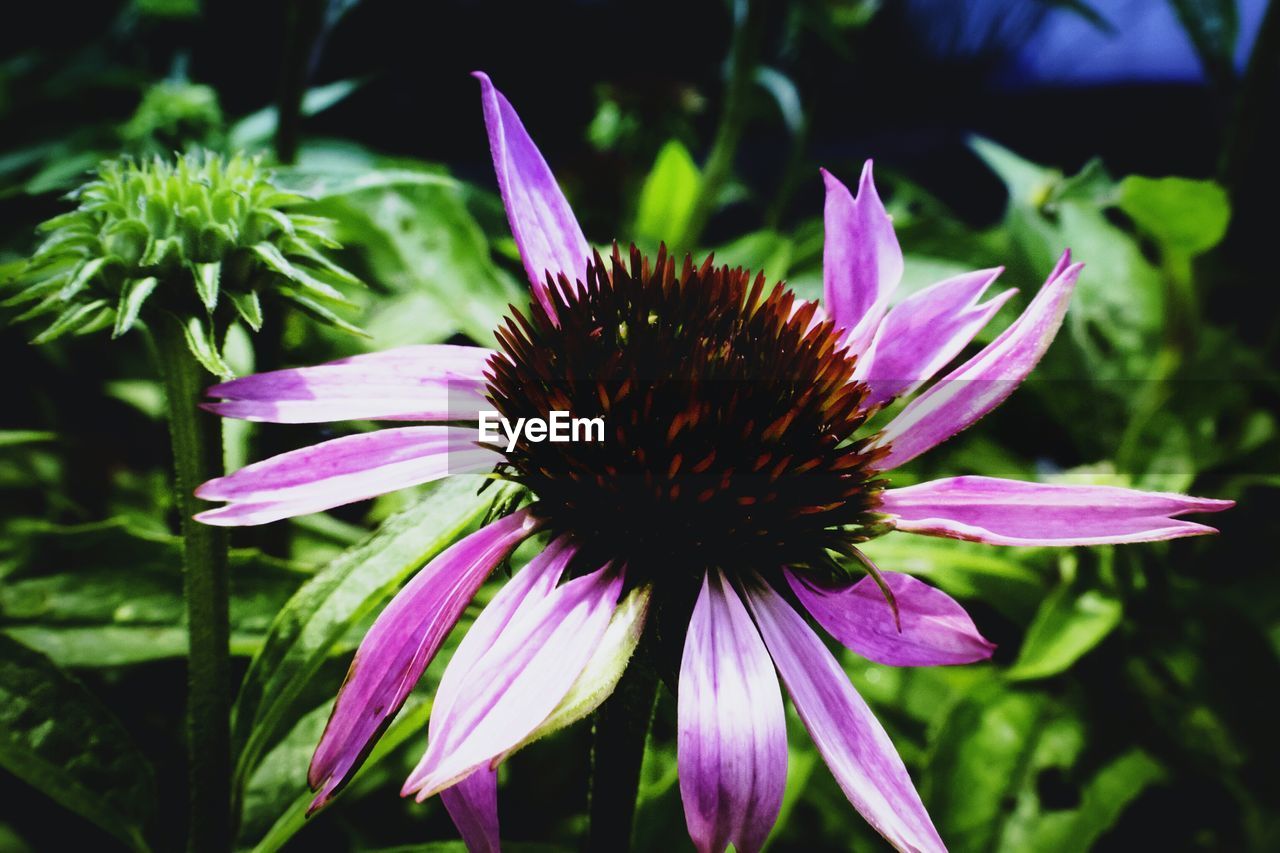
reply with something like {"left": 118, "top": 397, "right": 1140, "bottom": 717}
{"left": 286, "top": 238, "right": 363, "bottom": 287}
{"left": 113, "top": 277, "right": 159, "bottom": 338}
{"left": 179, "top": 315, "right": 234, "bottom": 379}
{"left": 32, "top": 299, "right": 109, "bottom": 344}
{"left": 14, "top": 293, "right": 62, "bottom": 322}
{"left": 139, "top": 235, "right": 181, "bottom": 267}
{"left": 194, "top": 262, "right": 221, "bottom": 311}
{"left": 3, "top": 273, "right": 72, "bottom": 307}
{"left": 251, "top": 242, "right": 353, "bottom": 306}
{"left": 230, "top": 478, "right": 517, "bottom": 801}
{"left": 59, "top": 256, "right": 108, "bottom": 300}
{"left": 0, "top": 635, "right": 154, "bottom": 851}
{"left": 279, "top": 287, "right": 366, "bottom": 337}
{"left": 228, "top": 290, "right": 264, "bottom": 331}
{"left": 73, "top": 305, "right": 114, "bottom": 336}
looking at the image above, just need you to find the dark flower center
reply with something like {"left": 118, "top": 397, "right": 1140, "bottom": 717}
{"left": 485, "top": 245, "right": 888, "bottom": 583}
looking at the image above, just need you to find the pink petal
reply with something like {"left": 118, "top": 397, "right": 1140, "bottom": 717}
{"left": 786, "top": 569, "right": 995, "bottom": 667}
{"left": 856, "top": 268, "right": 1015, "bottom": 409}
{"left": 822, "top": 162, "right": 903, "bottom": 354}
{"left": 193, "top": 426, "right": 499, "bottom": 526}
{"left": 475, "top": 72, "right": 591, "bottom": 318}
{"left": 442, "top": 768, "right": 500, "bottom": 853}
{"left": 882, "top": 476, "right": 1234, "bottom": 546}
{"left": 744, "top": 580, "right": 945, "bottom": 853}
{"left": 203, "top": 344, "right": 496, "bottom": 423}
{"left": 429, "top": 537, "right": 578, "bottom": 736}
{"left": 403, "top": 561, "right": 624, "bottom": 800}
{"left": 874, "top": 252, "right": 1082, "bottom": 469}
{"left": 307, "top": 509, "right": 540, "bottom": 810}
{"left": 679, "top": 571, "right": 786, "bottom": 853}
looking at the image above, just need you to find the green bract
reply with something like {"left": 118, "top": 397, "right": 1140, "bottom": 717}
{"left": 4, "top": 151, "right": 362, "bottom": 375}
{"left": 121, "top": 81, "right": 224, "bottom": 151}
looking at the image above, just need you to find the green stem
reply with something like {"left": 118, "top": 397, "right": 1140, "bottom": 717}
{"left": 679, "top": 0, "right": 770, "bottom": 249}
{"left": 275, "top": 0, "right": 325, "bottom": 164}
{"left": 155, "top": 317, "right": 232, "bottom": 853}
{"left": 587, "top": 652, "right": 659, "bottom": 853}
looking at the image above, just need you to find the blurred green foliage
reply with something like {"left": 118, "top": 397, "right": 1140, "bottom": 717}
{"left": 0, "top": 0, "right": 1276, "bottom": 851}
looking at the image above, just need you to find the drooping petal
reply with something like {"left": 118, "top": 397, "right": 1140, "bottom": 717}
{"left": 194, "top": 426, "right": 499, "bottom": 526}
{"left": 441, "top": 768, "right": 500, "bottom": 853}
{"left": 404, "top": 562, "right": 624, "bottom": 800}
{"left": 855, "top": 268, "right": 1015, "bottom": 409}
{"left": 874, "top": 252, "right": 1082, "bottom": 469}
{"left": 822, "top": 163, "right": 903, "bottom": 353}
{"left": 679, "top": 571, "right": 786, "bottom": 853}
{"left": 203, "top": 344, "right": 496, "bottom": 423}
{"left": 307, "top": 509, "right": 540, "bottom": 810}
{"left": 745, "top": 580, "right": 945, "bottom": 853}
{"left": 475, "top": 72, "right": 591, "bottom": 318}
{"left": 786, "top": 569, "right": 995, "bottom": 667}
{"left": 882, "top": 476, "right": 1234, "bottom": 546}
{"left": 504, "top": 583, "right": 652, "bottom": 759}
{"left": 429, "top": 536, "right": 578, "bottom": 734}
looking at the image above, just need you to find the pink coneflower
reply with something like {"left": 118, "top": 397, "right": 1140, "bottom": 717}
{"left": 196, "top": 74, "right": 1231, "bottom": 852}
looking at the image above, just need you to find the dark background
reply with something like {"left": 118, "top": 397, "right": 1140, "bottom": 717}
{"left": 1, "top": 1, "right": 1277, "bottom": 851}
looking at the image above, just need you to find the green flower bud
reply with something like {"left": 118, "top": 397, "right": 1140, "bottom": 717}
{"left": 4, "top": 151, "right": 363, "bottom": 376}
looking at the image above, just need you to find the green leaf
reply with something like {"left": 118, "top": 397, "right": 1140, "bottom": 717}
{"left": 3, "top": 625, "right": 267, "bottom": 667}
{"left": 923, "top": 683, "right": 1159, "bottom": 852}
{"left": 112, "top": 277, "right": 159, "bottom": 338}
{"left": 225, "top": 289, "right": 262, "bottom": 332}
{"left": 58, "top": 257, "right": 108, "bottom": 300}
{"left": 1003, "top": 749, "right": 1165, "bottom": 851}
{"left": 230, "top": 478, "right": 517, "bottom": 800}
{"left": 858, "top": 535, "right": 1046, "bottom": 619}
{"left": 1167, "top": 0, "right": 1239, "bottom": 85}
{"left": 1007, "top": 581, "right": 1122, "bottom": 680}
{"left": 274, "top": 165, "right": 458, "bottom": 200}
{"left": 0, "top": 518, "right": 305, "bottom": 667}
{"left": 0, "top": 431, "right": 56, "bottom": 448}
{"left": 969, "top": 136, "right": 1061, "bottom": 208}
{"left": 634, "top": 140, "right": 702, "bottom": 248}
{"left": 228, "top": 79, "right": 364, "bottom": 150}
{"left": 1116, "top": 175, "right": 1231, "bottom": 257}
{"left": 32, "top": 299, "right": 110, "bottom": 344}
{"left": 0, "top": 635, "right": 154, "bottom": 851}
{"left": 240, "top": 695, "right": 434, "bottom": 852}
{"left": 279, "top": 287, "right": 367, "bottom": 337}
{"left": 923, "top": 684, "right": 1060, "bottom": 852}
{"left": 179, "top": 315, "right": 235, "bottom": 378}
{"left": 194, "top": 262, "right": 221, "bottom": 311}
{"left": 312, "top": 175, "right": 523, "bottom": 345}
{"left": 250, "top": 243, "right": 353, "bottom": 306}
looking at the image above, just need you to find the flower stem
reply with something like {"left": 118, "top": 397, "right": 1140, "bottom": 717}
{"left": 680, "top": 0, "right": 769, "bottom": 249}
{"left": 154, "top": 316, "right": 232, "bottom": 852}
{"left": 587, "top": 653, "right": 659, "bottom": 853}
